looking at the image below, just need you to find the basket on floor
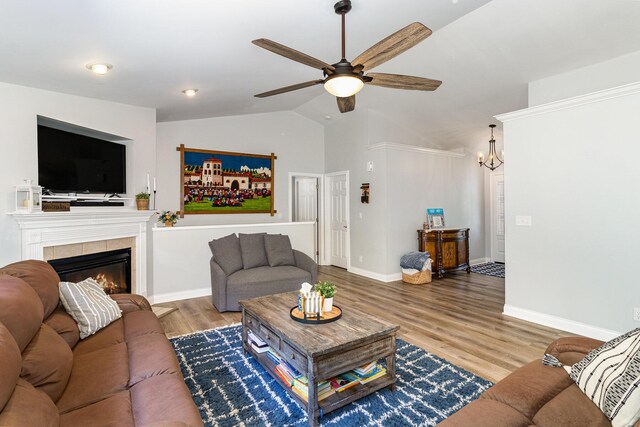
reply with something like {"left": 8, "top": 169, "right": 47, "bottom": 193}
{"left": 402, "top": 269, "right": 432, "bottom": 285}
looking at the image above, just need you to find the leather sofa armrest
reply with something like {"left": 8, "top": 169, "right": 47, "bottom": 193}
{"left": 545, "top": 336, "right": 604, "bottom": 365}
{"left": 110, "top": 293, "right": 152, "bottom": 314}
{"left": 293, "top": 250, "right": 317, "bottom": 283}
{"left": 210, "top": 257, "right": 228, "bottom": 312}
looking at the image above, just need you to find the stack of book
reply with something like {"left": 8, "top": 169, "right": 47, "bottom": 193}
{"left": 274, "top": 360, "right": 300, "bottom": 386}
{"left": 292, "top": 376, "right": 334, "bottom": 402}
{"left": 247, "top": 330, "right": 269, "bottom": 354}
{"left": 356, "top": 363, "right": 387, "bottom": 384}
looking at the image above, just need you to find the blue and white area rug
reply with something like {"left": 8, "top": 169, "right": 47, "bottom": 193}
{"left": 471, "top": 262, "right": 505, "bottom": 278}
{"left": 171, "top": 325, "right": 492, "bottom": 426}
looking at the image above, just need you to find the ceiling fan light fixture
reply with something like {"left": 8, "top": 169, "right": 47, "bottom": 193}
{"left": 324, "top": 75, "right": 364, "bottom": 97}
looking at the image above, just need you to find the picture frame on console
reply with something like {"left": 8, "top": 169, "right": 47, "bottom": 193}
{"left": 176, "top": 144, "right": 276, "bottom": 217}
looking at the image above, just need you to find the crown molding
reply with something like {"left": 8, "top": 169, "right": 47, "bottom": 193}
{"left": 367, "top": 142, "right": 466, "bottom": 158}
{"left": 496, "top": 81, "right": 640, "bottom": 123}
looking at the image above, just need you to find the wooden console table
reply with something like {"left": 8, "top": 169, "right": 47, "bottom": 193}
{"left": 417, "top": 228, "right": 470, "bottom": 279}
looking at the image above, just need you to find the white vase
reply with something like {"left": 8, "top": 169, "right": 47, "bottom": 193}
{"left": 323, "top": 297, "right": 334, "bottom": 312}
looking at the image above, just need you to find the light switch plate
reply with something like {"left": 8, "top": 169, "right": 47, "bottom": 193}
{"left": 515, "top": 215, "right": 532, "bottom": 226}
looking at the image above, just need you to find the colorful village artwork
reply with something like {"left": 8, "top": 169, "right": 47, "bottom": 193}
{"left": 182, "top": 149, "right": 274, "bottom": 214}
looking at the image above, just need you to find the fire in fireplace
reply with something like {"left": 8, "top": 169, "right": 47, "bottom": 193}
{"left": 48, "top": 248, "right": 131, "bottom": 294}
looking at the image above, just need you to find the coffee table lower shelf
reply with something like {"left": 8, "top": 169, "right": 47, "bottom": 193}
{"left": 244, "top": 344, "right": 397, "bottom": 417}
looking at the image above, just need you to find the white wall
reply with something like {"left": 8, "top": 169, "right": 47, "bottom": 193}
{"left": 498, "top": 82, "right": 640, "bottom": 338}
{"left": 324, "top": 111, "right": 391, "bottom": 277}
{"left": 324, "top": 110, "right": 487, "bottom": 279}
{"left": 384, "top": 147, "right": 485, "bottom": 275}
{"left": 155, "top": 111, "right": 324, "bottom": 226}
{"left": 0, "top": 82, "right": 156, "bottom": 266}
{"left": 528, "top": 50, "right": 640, "bottom": 106}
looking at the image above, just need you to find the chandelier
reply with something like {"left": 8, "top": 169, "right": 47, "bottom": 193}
{"left": 477, "top": 124, "right": 503, "bottom": 171}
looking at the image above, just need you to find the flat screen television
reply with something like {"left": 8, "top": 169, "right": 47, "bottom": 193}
{"left": 38, "top": 125, "right": 126, "bottom": 194}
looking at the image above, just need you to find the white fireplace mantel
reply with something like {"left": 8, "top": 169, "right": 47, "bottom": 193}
{"left": 8, "top": 209, "right": 155, "bottom": 297}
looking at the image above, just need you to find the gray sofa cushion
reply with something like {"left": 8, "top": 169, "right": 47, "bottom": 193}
{"left": 208, "top": 234, "right": 243, "bottom": 276}
{"left": 264, "top": 234, "right": 296, "bottom": 267}
{"left": 239, "top": 233, "right": 268, "bottom": 269}
{"left": 227, "top": 266, "right": 310, "bottom": 294}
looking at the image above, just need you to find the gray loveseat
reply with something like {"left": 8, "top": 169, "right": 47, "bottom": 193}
{"left": 209, "top": 233, "right": 317, "bottom": 312}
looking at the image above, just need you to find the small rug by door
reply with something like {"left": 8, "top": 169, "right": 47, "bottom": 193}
{"left": 471, "top": 262, "right": 505, "bottom": 278}
{"left": 171, "top": 325, "right": 492, "bottom": 427}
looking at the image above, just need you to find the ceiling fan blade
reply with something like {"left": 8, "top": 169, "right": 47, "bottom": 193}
{"left": 337, "top": 95, "right": 356, "bottom": 113}
{"left": 255, "top": 80, "right": 324, "bottom": 98}
{"left": 366, "top": 73, "right": 442, "bottom": 91}
{"left": 352, "top": 23, "right": 432, "bottom": 71}
{"left": 252, "top": 39, "right": 335, "bottom": 72}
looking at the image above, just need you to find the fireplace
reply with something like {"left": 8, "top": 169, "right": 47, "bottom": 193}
{"left": 48, "top": 248, "right": 132, "bottom": 294}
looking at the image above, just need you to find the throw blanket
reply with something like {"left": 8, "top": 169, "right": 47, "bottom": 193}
{"left": 400, "top": 251, "right": 430, "bottom": 270}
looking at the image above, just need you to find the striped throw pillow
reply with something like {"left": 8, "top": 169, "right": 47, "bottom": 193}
{"left": 565, "top": 328, "right": 640, "bottom": 427}
{"left": 59, "top": 278, "right": 122, "bottom": 339}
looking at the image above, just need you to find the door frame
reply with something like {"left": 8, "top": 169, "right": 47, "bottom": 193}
{"left": 323, "top": 171, "right": 350, "bottom": 268}
{"left": 288, "top": 172, "right": 323, "bottom": 262}
{"left": 490, "top": 171, "right": 505, "bottom": 263}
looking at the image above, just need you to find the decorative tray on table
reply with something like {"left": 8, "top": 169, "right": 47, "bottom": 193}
{"left": 289, "top": 306, "right": 342, "bottom": 324}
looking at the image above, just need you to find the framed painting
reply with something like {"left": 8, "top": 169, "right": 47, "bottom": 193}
{"left": 176, "top": 145, "right": 276, "bottom": 216}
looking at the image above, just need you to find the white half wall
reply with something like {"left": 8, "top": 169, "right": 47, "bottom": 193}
{"left": 497, "top": 82, "right": 640, "bottom": 336}
{"left": 155, "top": 111, "right": 324, "bottom": 226}
{"left": 151, "top": 221, "right": 315, "bottom": 304}
{"left": 0, "top": 82, "right": 156, "bottom": 267}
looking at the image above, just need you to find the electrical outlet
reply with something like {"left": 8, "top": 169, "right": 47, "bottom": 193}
{"left": 359, "top": 255, "right": 363, "bottom": 263}
{"left": 634, "top": 307, "right": 640, "bottom": 322}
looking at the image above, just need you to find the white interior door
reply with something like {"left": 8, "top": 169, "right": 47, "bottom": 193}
{"left": 327, "top": 173, "right": 349, "bottom": 269}
{"left": 491, "top": 173, "right": 506, "bottom": 263}
{"left": 293, "top": 177, "right": 317, "bottom": 222}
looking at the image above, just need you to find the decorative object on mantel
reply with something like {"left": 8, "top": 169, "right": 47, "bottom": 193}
{"left": 176, "top": 144, "right": 276, "bottom": 218}
{"left": 477, "top": 124, "right": 504, "bottom": 171}
{"left": 158, "top": 210, "right": 178, "bottom": 227}
{"left": 42, "top": 201, "right": 70, "bottom": 212}
{"left": 135, "top": 192, "right": 150, "bottom": 210}
{"left": 314, "top": 281, "right": 337, "bottom": 312}
{"left": 14, "top": 180, "right": 42, "bottom": 213}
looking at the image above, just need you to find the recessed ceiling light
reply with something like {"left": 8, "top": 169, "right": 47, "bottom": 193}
{"left": 324, "top": 115, "right": 332, "bottom": 120}
{"left": 182, "top": 89, "right": 199, "bottom": 97}
{"left": 86, "top": 63, "right": 113, "bottom": 75}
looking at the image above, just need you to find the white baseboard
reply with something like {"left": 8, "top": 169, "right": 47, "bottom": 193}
{"left": 149, "top": 287, "right": 211, "bottom": 305}
{"left": 503, "top": 304, "right": 621, "bottom": 341}
{"left": 470, "top": 257, "right": 491, "bottom": 265}
{"left": 348, "top": 266, "right": 402, "bottom": 283}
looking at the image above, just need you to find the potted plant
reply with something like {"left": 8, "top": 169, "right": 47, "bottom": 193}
{"left": 135, "top": 192, "right": 150, "bottom": 210}
{"left": 314, "top": 281, "right": 337, "bottom": 312}
{"left": 158, "top": 210, "right": 178, "bottom": 227}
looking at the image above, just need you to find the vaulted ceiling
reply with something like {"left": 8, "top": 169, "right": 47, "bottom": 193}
{"left": 1, "top": 0, "right": 640, "bottom": 150}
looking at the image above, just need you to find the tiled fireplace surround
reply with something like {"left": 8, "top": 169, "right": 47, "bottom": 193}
{"left": 10, "top": 210, "right": 155, "bottom": 296}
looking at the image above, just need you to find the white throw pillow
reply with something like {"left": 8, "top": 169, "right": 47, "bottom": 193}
{"left": 59, "top": 278, "right": 122, "bottom": 339}
{"left": 564, "top": 328, "right": 640, "bottom": 427}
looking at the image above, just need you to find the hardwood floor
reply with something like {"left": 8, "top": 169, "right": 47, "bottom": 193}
{"left": 157, "top": 266, "right": 570, "bottom": 383}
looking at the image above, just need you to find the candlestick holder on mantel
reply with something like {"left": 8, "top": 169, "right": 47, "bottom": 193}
{"left": 15, "top": 181, "right": 42, "bottom": 213}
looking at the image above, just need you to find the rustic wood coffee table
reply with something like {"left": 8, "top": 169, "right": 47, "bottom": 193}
{"left": 240, "top": 292, "right": 400, "bottom": 427}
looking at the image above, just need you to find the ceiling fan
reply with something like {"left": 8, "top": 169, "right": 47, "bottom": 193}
{"left": 252, "top": 0, "right": 442, "bottom": 113}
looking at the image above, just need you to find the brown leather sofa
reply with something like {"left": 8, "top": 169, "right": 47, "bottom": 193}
{"left": 439, "top": 336, "right": 640, "bottom": 427}
{"left": 0, "top": 259, "right": 203, "bottom": 426}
